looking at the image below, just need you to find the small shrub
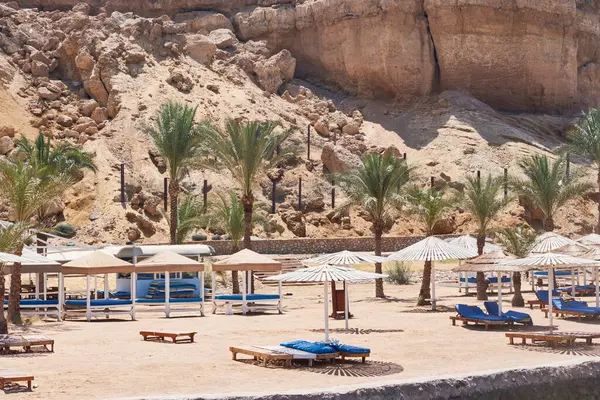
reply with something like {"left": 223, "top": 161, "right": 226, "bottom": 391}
{"left": 386, "top": 262, "right": 413, "bottom": 285}
{"left": 53, "top": 223, "right": 76, "bottom": 239}
{"left": 192, "top": 233, "right": 207, "bottom": 241}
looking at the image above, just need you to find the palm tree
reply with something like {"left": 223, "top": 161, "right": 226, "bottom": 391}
{"left": 0, "top": 161, "right": 71, "bottom": 323}
{"left": 495, "top": 225, "right": 538, "bottom": 307}
{"left": 512, "top": 154, "right": 592, "bottom": 232}
{"left": 144, "top": 101, "right": 202, "bottom": 244}
{"left": 210, "top": 192, "right": 245, "bottom": 294}
{"left": 337, "top": 153, "right": 411, "bottom": 298}
{"left": 174, "top": 195, "right": 205, "bottom": 244}
{"left": 463, "top": 174, "right": 510, "bottom": 300}
{"left": 0, "top": 223, "right": 26, "bottom": 334}
{"left": 13, "top": 132, "right": 97, "bottom": 180}
{"left": 404, "top": 186, "right": 457, "bottom": 305}
{"left": 197, "top": 119, "right": 294, "bottom": 250}
{"left": 566, "top": 109, "right": 600, "bottom": 231}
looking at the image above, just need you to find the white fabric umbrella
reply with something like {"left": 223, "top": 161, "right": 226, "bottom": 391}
{"left": 446, "top": 235, "right": 502, "bottom": 254}
{"left": 505, "top": 253, "right": 599, "bottom": 329}
{"left": 266, "top": 264, "right": 387, "bottom": 341}
{"left": 529, "top": 232, "right": 578, "bottom": 254}
{"left": 577, "top": 234, "right": 600, "bottom": 246}
{"left": 303, "top": 250, "right": 387, "bottom": 266}
{"left": 388, "top": 237, "right": 475, "bottom": 310}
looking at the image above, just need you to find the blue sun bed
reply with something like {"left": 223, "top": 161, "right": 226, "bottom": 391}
{"left": 65, "top": 299, "right": 132, "bottom": 307}
{"left": 136, "top": 297, "right": 203, "bottom": 304}
{"left": 484, "top": 301, "right": 533, "bottom": 325}
{"left": 552, "top": 298, "right": 600, "bottom": 315}
{"left": 3, "top": 299, "right": 59, "bottom": 306}
{"left": 451, "top": 304, "right": 509, "bottom": 329}
{"left": 214, "top": 294, "right": 280, "bottom": 301}
{"left": 281, "top": 340, "right": 337, "bottom": 354}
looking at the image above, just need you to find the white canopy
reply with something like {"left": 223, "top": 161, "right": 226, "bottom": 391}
{"left": 446, "top": 235, "right": 502, "bottom": 254}
{"left": 577, "top": 233, "right": 600, "bottom": 246}
{"left": 0, "top": 251, "right": 61, "bottom": 274}
{"left": 136, "top": 250, "right": 204, "bottom": 273}
{"left": 529, "top": 232, "right": 578, "bottom": 254}
{"left": 388, "top": 236, "right": 477, "bottom": 261}
{"left": 62, "top": 251, "right": 134, "bottom": 275}
{"left": 266, "top": 265, "right": 387, "bottom": 341}
{"left": 303, "top": 250, "right": 387, "bottom": 266}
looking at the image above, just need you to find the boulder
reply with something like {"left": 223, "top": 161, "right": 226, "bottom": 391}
{"left": 0, "top": 126, "right": 16, "bottom": 138}
{"left": 75, "top": 50, "right": 109, "bottom": 105}
{"left": 72, "top": 2, "right": 90, "bottom": 15}
{"left": 253, "top": 49, "right": 296, "bottom": 93}
{"left": 56, "top": 115, "right": 74, "bottom": 127}
{"left": 208, "top": 29, "right": 238, "bottom": 49}
{"left": 313, "top": 117, "right": 330, "bottom": 137}
{"left": 30, "top": 51, "right": 51, "bottom": 66}
{"left": 0, "top": 137, "right": 14, "bottom": 155}
{"left": 31, "top": 61, "right": 49, "bottom": 77}
{"left": 37, "top": 87, "right": 60, "bottom": 100}
{"left": 127, "top": 227, "right": 141, "bottom": 242}
{"left": 321, "top": 143, "right": 361, "bottom": 173}
{"left": 342, "top": 121, "right": 360, "bottom": 135}
{"left": 281, "top": 210, "right": 306, "bottom": 237}
{"left": 174, "top": 11, "right": 233, "bottom": 34}
{"left": 0, "top": 3, "right": 16, "bottom": 17}
{"left": 91, "top": 107, "right": 109, "bottom": 124}
{"left": 73, "top": 117, "right": 97, "bottom": 133}
{"left": 167, "top": 70, "right": 194, "bottom": 93}
{"left": 79, "top": 99, "right": 99, "bottom": 116}
{"left": 184, "top": 34, "right": 217, "bottom": 65}
{"left": 143, "top": 196, "right": 160, "bottom": 217}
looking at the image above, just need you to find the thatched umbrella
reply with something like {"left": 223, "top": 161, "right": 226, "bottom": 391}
{"left": 530, "top": 232, "right": 578, "bottom": 254}
{"left": 452, "top": 250, "right": 527, "bottom": 315}
{"left": 505, "top": 253, "right": 599, "bottom": 328}
{"left": 388, "top": 236, "right": 475, "bottom": 310}
{"left": 266, "top": 264, "right": 386, "bottom": 341}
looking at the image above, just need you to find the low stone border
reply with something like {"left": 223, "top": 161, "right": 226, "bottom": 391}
{"left": 122, "top": 360, "right": 600, "bottom": 400}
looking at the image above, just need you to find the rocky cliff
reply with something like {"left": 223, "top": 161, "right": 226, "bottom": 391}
{"left": 4, "top": 0, "right": 600, "bottom": 112}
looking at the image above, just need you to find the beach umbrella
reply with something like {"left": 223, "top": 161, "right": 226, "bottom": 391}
{"left": 303, "top": 250, "right": 388, "bottom": 329}
{"left": 529, "top": 232, "right": 578, "bottom": 254}
{"left": 451, "top": 250, "right": 527, "bottom": 315}
{"left": 554, "top": 243, "right": 593, "bottom": 295}
{"left": 137, "top": 250, "right": 205, "bottom": 317}
{"left": 303, "top": 250, "right": 388, "bottom": 266}
{"left": 446, "top": 235, "right": 502, "bottom": 254}
{"left": 505, "top": 253, "right": 599, "bottom": 329}
{"left": 265, "top": 264, "right": 387, "bottom": 341}
{"left": 577, "top": 233, "right": 600, "bottom": 246}
{"left": 388, "top": 236, "right": 476, "bottom": 310}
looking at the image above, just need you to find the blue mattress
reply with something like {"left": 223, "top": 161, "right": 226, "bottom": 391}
{"left": 326, "top": 343, "right": 370, "bottom": 354}
{"left": 65, "top": 299, "right": 132, "bottom": 307}
{"left": 214, "top": 294, "right": 280, "bottom": 301}
{"left": 3, "top": 299, "right": 59, "bottom": 306}
{"left": 281, "top": 340, "right": 336, "bottom": 354}
{"left": 484, "top": 301, "right": 533, "bottom": 325}
{"left": 459, "top": 277, "right": 510, "bottom": 283}
{"left": 455, "top": 304, "right": 506, "bottom": 322}
{"left": 136, "top": 297, "right": 203, "bottom": 304}
{"left": 534, "top": 270, "right": 577, "bottom": 277}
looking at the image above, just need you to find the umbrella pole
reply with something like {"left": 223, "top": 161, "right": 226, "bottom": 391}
{"left": 94, "top": 275, "right": 98, "bottom": 300}
{"left": 103, "top": 274, "right": 109, "bottom": 299}
{"left": 57, "top": 272, "right": 63, "bottom": 322}
{"left": 131, "top": 271, "right": 137, "bottom": 321}
{"left": 431, "top": 261, "right": 436, "bottom": 311}
{"left": 548, "top": 268, "right": 554, "bottom": 331}
{"left": 211, "top": 271, "right": 216, "bottom": 314}
{"left": 241, "top": 271, "right": 247, "bottom": 315}
{"left": 571, "top": 268, "right": 575, "bottom": 298}
{"left": 324, "top": 280, "right": 329, "bottom": 342}
{"left": 497, "top": 271, "right": 502, "bottom": 316}
{"left": 596, "top": 267, "right": 599, "bottom": 308}
{"left": 165, "top": 270, "right": 170, "bottom": 318}
{"left": 200, "top": 269, "right": 205, "bottom": 316}
{"left": 86, "top": 275, "right": 91, "bottom": 322}
{"left": 344, "top": 281, "right": 349, "bottom": 330}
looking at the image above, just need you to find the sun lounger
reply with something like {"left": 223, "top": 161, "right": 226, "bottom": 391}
{"left": 230, "top": 345, "right": 293, "bottom": 367}
{"left": 279, "top": 340, "right": 338, "bottom": 363}
{"left": 0, "top": 369, "right": 34, "bottom": 391}
{"left": 557, "top": 284, "right": 596, "bottom": 296}
{"left": 136, "top": 297, "right": 204, "bottom": 317}
{"left": 212, "top": 294, "right": 282, "bottom": 315}
{"left": 3, "top": 299, "right": 61, "bottom": 320}
{"left": 450, "top": 304, "right": 509, "bottom": 329}
{"left": 484, "top": 302, "right": 533, "bottom": 325}
{"left": 320, "top": 342, "right": 371, "bottom": 363}
{"left": 527, "top": 290, "right": 560, "bottom": 309}
{"left": 0, "top": 335, "right": 54, "bottom": 353}
{"left": 139, "top": 331, "right": 196, "bottom": 343}
{"left": 64, "top": 298, "right": 134, "bottom": 321}
{"left": 506, "top": 331, "right": 600, "bottom": 347}
{"left": 544, "top": 298, "right": 600, "bottom": 320}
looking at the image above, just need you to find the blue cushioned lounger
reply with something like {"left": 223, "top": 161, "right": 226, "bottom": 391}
{"left": 487, "top": 276, "right": 511, "bottom": 284}
{"left": 136, "top": 297, "right": 203, "bottom": 304}
{"left": 484, "top": 301, "right": 533, "bottom": 325}
{"left": 535, "top": 290, "right": 560, "bottom": 304}
{"left": 214, "top": 294, "right": 280, "bottom": 301}
{"left": 459, "top": 277, "right": 478, "bottom": 284}
{"left": 280, "top": 340, "right": 337, "bottom": 354}
{"left": 3, "top": 299, "right": 59, "bottom": 306}
{"left": 65, "top": 299, "right": 132, "bottom": 307}
{"left": 534, "top": 270, "right": 576, "bottom": 277}
{"left": 455, "top": 304, "right": 506, "bottom": 322}
{"left": 553, "top": 298, "right": 600, "bottom": 314}
{"left": 326, "top": 343, "right": 370, "bottom": 354}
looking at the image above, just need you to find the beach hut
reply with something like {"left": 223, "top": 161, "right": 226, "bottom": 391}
{"left": 211, "top": 249, "right": 282, "bottom": 315}
{"left": 303, "top": 250, "right": 387, "bottom": 326}
{"left": 62, "top": 251, "right": 135, "bottom": 321}
{"left": 388, "top": 237, "right": 475, "bottom": 310}
{"left": 266, "top": 264, "right": 387, "bottom": 341}
{"left": 504, "top": 253, "right": 599, "bottom": 329}
{"left": 1, "top": 251, "right": 63, "bottom": 320}
{"left": 135, "top": 250, "right": 205, "bottom": 317}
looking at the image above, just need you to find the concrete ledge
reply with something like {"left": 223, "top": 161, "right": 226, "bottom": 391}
{"left": 122, "top": 360, "right": 600, "bottom": 400}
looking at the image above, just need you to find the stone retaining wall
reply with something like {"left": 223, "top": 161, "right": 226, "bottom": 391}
{"left": 195, "top": 235, "right": 459, "bottom": 256}
{"left": 143, "top": 360, "right": 600, "bottom": 400}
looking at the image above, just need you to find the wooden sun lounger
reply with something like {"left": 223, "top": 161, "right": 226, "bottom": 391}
{"left": 0, "top": 369, "right": 34, "bottom": 391}
{"left": 140, "top": 331, "right": 196, "bottom": 343}
{"left": 0, "top": 335, "right": 54, "bottom": 353}
{"left": 542, "top": 308, "right": 600, "bottom": 321}
{"left": 339, "top": 351, "right": 370, "bottom": 363}
{"left": 527, "top": 299, "right": 546, "bottom": 309}
{"left": 230, "top": 346, "right": 293, "bottom": 367}
{"left": 449, "top": 315, "right": 508, "bottom": 330}
{"left": 506, "top": 332, "right": 576, "bottom": 348}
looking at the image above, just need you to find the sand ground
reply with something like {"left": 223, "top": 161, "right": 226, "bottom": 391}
{"left": 3, "top": 269, "right": 600, "bottom": 400}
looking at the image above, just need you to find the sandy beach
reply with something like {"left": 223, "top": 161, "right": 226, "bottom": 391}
{"left": 3, "top": 265, "right": 600, "bottom": 400}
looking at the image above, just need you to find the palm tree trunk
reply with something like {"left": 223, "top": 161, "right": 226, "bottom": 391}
{"left": 231, "top": 241, "right": 240, "bottom": 294}
{"left": 242, "top": 194, "right": 254, "bottom": 293}
{"left": 8, "top": 263, "right": 21, "bottom": 324}
{"left": 511, "top": 272, "right": 524, "bottom": 307}
{"left": 374, "top": 224, "right": 385, "bottom": 298}
{"left": 476, "top": 233, "right": 488, "bottom": 300}
{"left": 417, "top": 260, "right": 432, "bottom": 306}
{"left": 168, "top": 179, "right": 180, "bottom": 245}
{"left": 597, "top": 171, "right": 600, "bottom": 233}
{"left": 0, "top": 274, "right": 7, "bottom": 334}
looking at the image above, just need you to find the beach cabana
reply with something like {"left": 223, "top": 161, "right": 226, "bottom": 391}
{"left": 62, "top": 251, "right": 135, "bottom": 321}
{"left": 504, "top": 253, "right": 599, "bottom": 329}
{"left": 554, "top": 243, "right": 592, "bottom": 296}
{"left": 135, "top": 250, "right": 205, "bottom": 317}
{"left": 446, "top": 235, "right": 503, "bottom": 293}
{"left": 388, "top": 236, "right": 475, "bottom": 310}
{"left": 303, "top": 250, "right": 387, "bottom": 327}
{"left": 266, "top": 264, "right": 386, "bottom": 341}
{"left": 1, "top": 251, "right": 63, "bottom": 320}
{"left": 211, "top": 249, "right": 282, "bottom": 315}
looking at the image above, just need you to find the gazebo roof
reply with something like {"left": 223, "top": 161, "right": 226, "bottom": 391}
{"left": 211, "top": 249, "right": 281, "bottom": 272}
{"left": 452, "top": 250, "right": 529, "bottom": 273}
{"left": 62, "top": 251, "right": 134, "bottom": 275}
{"left": 136, "top": 250, "right": 204, "bottom": 273}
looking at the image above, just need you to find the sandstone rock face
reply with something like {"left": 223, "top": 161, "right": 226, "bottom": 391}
{"left": 253, "top": 49, "right": 296, "bottom": 93}
{"left": 0, "top": 136, "right": 14, "bottom": 155}
{"left": 184, "top": 34, "right": 217, "bottom": 65}
{"left": 321, "top": 143, "right": 361, "bottom": 173}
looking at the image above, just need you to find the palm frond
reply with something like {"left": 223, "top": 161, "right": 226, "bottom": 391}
{"left": 210, "top": 192, "right": 245, "bottom": 244}
{"left": 173, "top": 195, "right": 206, "bottom": 244}
{"left": 463, "top": 173, "right": 510, "bottom": 233}
{"left": 403, "top": 185, "right": 457, "bottom": 235}
{"left": 567, "top": 108, "right": 600, "bottom": 170}
{"left": 494, "top": 225, "right": 538, "bottom": 258}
